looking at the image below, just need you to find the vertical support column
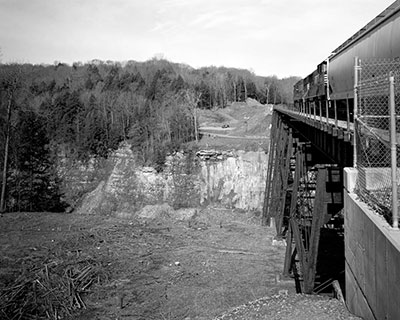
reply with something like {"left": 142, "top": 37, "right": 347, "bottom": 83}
{"left": 306, "top": 102, "right": 309, "bottom": 119}
{"left": 303, "top": 167, "right": 328, "bottom": 293}
{"left": 263, "top": 112, "right": 292, "bottom": 232}
{"left": 313, "top": 101, "right": 317, "bottom": 122}
{"left": 262, "top": 112, "right": 279, "bottom": 226}
{"left": 284, "top": 144, "right": 307, "bottom": 292}
{"left": 346, "top": 98, "right": 350, "bottom": 132}
{"left": 353, "top": 57, "right": 359, "bottom": 168}
{"left": 269, "top": 122, "right": 290, "bottom": 234}
{"left": 283, "top": 222, "right": 293, "bottom": 276}
{"left": 389, "top": 74, "right": 398, "bottom": 229}
{"left": 325, "top": 100, "right": 329, "bottom": 126}
{"left": 334, "top": 100, "right": 338, "bottom": 128}
{"left": 319, "top": 100, "right": 323, "bottom": 124}
{"left": 289, "top": 145, "right": 307, "bottom": 293}
{"left": 276, "top": 129, "right": 293, "bottom": 235}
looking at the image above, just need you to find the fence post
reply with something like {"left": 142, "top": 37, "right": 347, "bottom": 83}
{"left": 334, "top": 100, "right": 338, "bottom": 128}
{"left": 346, "top": 98, "right": 350, "bottom": 132}
{"left": 326, "top": 100, "right": 329, "bottom": 126}
{"left": 389, "top": 74, "right": 398, "bottom": 229}
{"left": 314, "top": 101, "right": 317, "bottom": 121}
{"left": 353, "top": 57, "right": 359, "bottom": 168}
{"left": 319, "top": 100, "right": 323, "bottom": 124}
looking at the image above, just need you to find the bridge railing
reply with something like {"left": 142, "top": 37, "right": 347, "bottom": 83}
{"left": 355, "top": 58, "right": 400, "bottom": 227}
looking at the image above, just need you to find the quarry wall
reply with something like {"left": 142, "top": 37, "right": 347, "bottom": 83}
{"left": 65, "top": 143, "right": 268, "bottom": 215}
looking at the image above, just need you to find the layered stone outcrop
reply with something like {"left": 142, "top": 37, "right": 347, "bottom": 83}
{"left": 74, "top": 143, "right": 268, "bottom": 216}
{"left": 198, "top": 149, "right": 267, "bottom": 211}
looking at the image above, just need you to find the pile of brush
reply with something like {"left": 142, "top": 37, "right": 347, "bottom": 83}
{"left": 0, "top": 256, "right": 109, "bottom": 320}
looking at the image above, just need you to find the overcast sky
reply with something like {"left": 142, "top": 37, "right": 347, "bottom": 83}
{"left": 0, "top": 0, "right": 395, "bottom": 78}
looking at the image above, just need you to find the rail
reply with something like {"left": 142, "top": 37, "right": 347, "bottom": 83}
{"left": 273, "top": 104, "right": 354, "bottom": 143}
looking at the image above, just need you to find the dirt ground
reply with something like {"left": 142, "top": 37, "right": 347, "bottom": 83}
{"left": 0, "top": 207, "right": 294, "bottom": 319}
{"left": 195, "top": 100, "right": 271, "bottom": 152}
{"left": 0, "top": 207, "right": 362, "bottom": 320}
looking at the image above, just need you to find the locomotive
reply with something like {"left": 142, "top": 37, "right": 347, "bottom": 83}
{"left": 293, "top": 0, "right": 400, "bottom": 123}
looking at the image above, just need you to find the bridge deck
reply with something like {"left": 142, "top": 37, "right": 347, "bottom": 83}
{"left": 274, "top": 105, "right": 355, "bottom": 133}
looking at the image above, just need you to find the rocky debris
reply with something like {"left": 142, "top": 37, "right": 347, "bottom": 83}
{"left": 75, "top": 181, "right": 106, "bottom": 215}
{"left": 137, "top": 203, "right": 174, "bottom": 219}
{"left": 272, "top": 237, "right": 287, "bottom": 247}
{"left": 196, "top": 149, "right": 234, "bottom": 161}
{"left": 137, "top": 204, "right": 199, "bottom": 222}
{"left": 214, "top": 292, "right": 362, "bottom": 320}
{"left": 173, "top": 208, "right": 198, "bottom": 221}
{"left": 113, "top": 202, "right": 136, "bottom": 219}
{"left": 272, "top": 239, "right": 287, "bottom": 246}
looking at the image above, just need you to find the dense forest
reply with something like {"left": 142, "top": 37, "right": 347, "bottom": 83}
{"left": 0, "top": 58, "right": 300, "bottom": 213}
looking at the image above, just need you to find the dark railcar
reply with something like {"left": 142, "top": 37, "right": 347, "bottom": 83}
{"left": 293, "top": 0, "right": 400, "bottom": 123}
{"left": 329, "top": 0, "right": 400, "bottom": 100}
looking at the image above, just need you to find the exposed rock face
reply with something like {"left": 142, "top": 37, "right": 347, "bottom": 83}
{"left": 74, "top": 143, "right": 268, "bottom": 215}
{"left": 75, "top": 181, "right": 106, "bottom": 215}
{"left": 199, "top": 150, "right": 268, "bottom": 211}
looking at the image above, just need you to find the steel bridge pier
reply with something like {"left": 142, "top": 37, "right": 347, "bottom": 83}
{"left": 263, "top": 109, "right": 353, "bottom": 294}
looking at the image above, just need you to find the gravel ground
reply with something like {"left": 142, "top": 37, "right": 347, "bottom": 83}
{"left": 214, "top": 292, "right": 362, "bottom": 320}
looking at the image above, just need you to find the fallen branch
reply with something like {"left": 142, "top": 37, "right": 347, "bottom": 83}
{"left": 0, "top": 256, "right": 110, "bottom": 319}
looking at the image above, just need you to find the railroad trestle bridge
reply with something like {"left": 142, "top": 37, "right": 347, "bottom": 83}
{"left": 263, "top": 105, "right": 353, "bottom": 294}
{"left": 263, "top": 58, "right": 400, "bottom": 319}
{"left": 261, "top": 1, "right": 400, "bottom": 317}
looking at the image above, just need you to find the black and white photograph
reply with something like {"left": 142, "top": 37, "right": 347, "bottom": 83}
{"left": 0, "top": 0, "right": 399, "bottom": 319}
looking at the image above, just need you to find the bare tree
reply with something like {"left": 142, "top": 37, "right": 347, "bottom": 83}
{"left": 0, "top": 68, "right": 20, "bottom": 213}
{"left": 184, "top": 89, "right": 202, "bottom": 142}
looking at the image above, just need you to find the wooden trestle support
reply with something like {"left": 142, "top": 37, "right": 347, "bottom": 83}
{"left": 263, "top": 112, "right": 343, "bottom": 294}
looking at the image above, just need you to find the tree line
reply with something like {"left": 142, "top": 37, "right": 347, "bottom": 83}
{"left": 0, "top": 58, "right": 300, "bottom": 212}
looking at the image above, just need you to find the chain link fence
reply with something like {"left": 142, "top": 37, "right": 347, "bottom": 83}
{"left": 355, "top": 58, "right": 400, "bottom": 225}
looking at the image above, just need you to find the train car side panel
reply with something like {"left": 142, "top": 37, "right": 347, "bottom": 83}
{"left": 329, "top": 8, "right": 400, "bottom": 100}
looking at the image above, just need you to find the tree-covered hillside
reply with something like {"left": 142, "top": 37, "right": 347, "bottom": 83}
{"left": 0, "top": 58, "right": 300, "bottom": 212}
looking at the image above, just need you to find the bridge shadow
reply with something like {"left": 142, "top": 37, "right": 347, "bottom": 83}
{"left": 314, "top": 227, "right": 345, "bottom": 297}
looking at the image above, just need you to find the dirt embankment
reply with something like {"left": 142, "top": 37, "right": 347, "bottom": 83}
{"left": 196, "top": 99, "right": 272, "bottom": 152}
